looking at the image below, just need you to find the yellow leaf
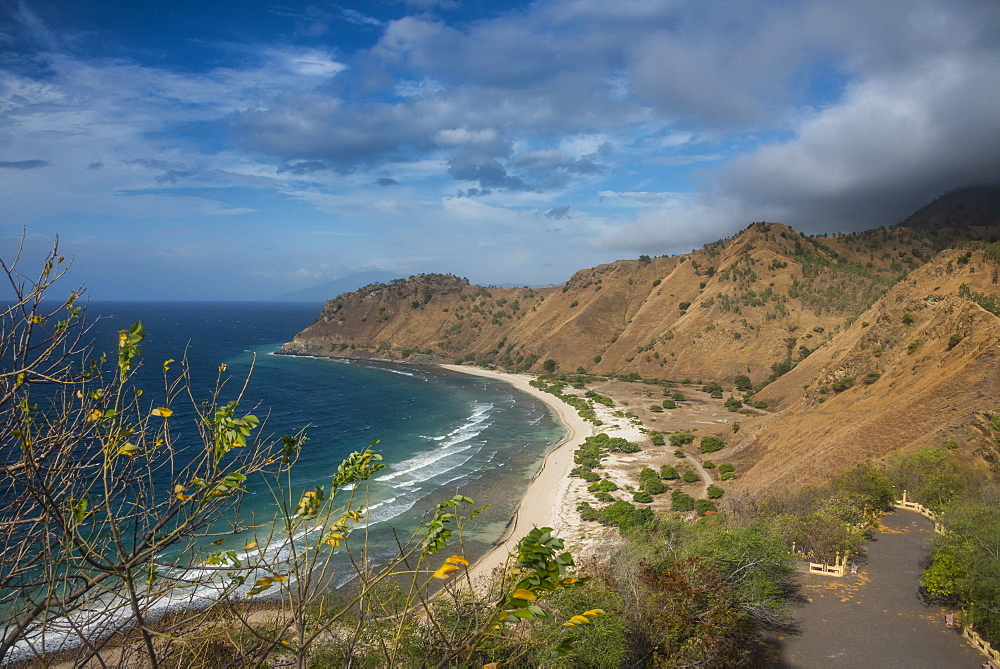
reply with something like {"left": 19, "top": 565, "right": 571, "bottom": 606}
{"left": 568, "top": 615, "right": 591, "bottom": 625}
{"left": 218, "top": 363, "right": 227, "bottom": 372}
{"left": 118, "top": 442, "right": 139, "bottom": 456}
{"left": 174, "top": 484, "right": 187, "bottom": 494}
{"left": 512, "top": 588, "right": 537, "bottom": 601}
{"left": 583, "top": 609, "right": 606, "bottom": 617}
{"left": 270, "top": 574, "right": 288, "bottom": 582}
{"left": 432, "top": 564, "right": 461, "bottom": 579}
{"left": 244, "top": 541, "right": 258, "bottom": 550}
{"left": 86, "top": 409, "right": 103, "bottom": 422}
{"left": 445, "top": 554, "right": 470, "bottom": 567}
{"left": 151, "top": 407, "right": 173, "bottom": 417}
{"left": 484, "top": 664, "right": 500, "bottom": 669}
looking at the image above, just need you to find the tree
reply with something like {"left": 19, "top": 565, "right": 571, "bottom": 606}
{"left": 734, "top": 375, "right": 752, "bottom": 391}
{"left": 0, "top": 242, "right": 299, "bottom": 664}
{"left": 543, "top": 358, "right": 557, "bottom": 373}
{"left": 0, "top": 245, "right": 596, "bottom": 667}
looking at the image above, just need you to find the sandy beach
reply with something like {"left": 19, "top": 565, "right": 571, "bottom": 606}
{"left": 439, "top": 364, "right": 643, "bottom": 586}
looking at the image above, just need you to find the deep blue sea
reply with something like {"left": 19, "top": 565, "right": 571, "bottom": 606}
{"left": 84, "top": 301, "right": 562, "bottom": 581}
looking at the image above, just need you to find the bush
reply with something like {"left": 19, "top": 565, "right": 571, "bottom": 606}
{"left": 863, "top": 371, "right": 881, "bottom": 385}
{"left": 701, "top": 460, "right": 715, "bottom": 469}
{"left": 660, "top": 465, "right": 679, "bottom": 480}
{"left": 902, "top": 313, "right": 915, "bottom": 325}
{"left": 670, "top": 489, "right": 696, "bottom": 512}
{"left": 593, "top": 491, "right": 616, "bottom": 502}
{"left": 649, "top": 431, "right": 665, "bottom": 446}
{"left": 639, "top": 467, "right": 667, "bottom": 495}
{"left": 734, "top": 375, "right": 752, "bottom": 390}
{"left": 571, "top": 466, "right": 602, "bottom": 482}
{"left": 947, "top": 333, "right": 964, "bottom": 350}
{"left": 706, "top": 484, "right": 725, "bottom": 499}
{"left": 589, "top": 479, "right": 619, "bottom": 493}
{"left": 682, "top": 470, "right": 700, "bottom": 484}
{"left": 699, "top": 436, "right": 726, "bottom": 453}
{"left": 662, "top": 399, "right": 676, "bottom": 409}
{"left": 907, "top": 339, "right": 922, "bottom": 354}
{"left": 831, "top": 376, "right": 855, "bottom": 392}
{"left": 672, "top": 392, "right": 686, "bottom": 401}
{"left": 718, "top": 463, "right": 735, "bottom": 475}
{"left": 669, "top": 431, "right": 695, "bottom": 447}
{"left": 649, "top": 405, "right": 663, "bottom": 413}
{"left": 695, "top": 499, "right": 718, "bottom": 515}
{"left": 632, "top": 491, "right": 653, "bottom": 503}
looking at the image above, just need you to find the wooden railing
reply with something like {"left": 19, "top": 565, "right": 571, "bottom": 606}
{"left": 895, "top": 492, "right": 996, "bottom": 665}
{"left": 893, "top": 490, "right": 945, "bottom": 533}
{"left": 962, "top": 627, "right": 1000, "bottom": 666}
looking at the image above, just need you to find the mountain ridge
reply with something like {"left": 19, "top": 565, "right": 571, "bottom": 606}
{"left": 279, "top": 186, "right": 1000, "bottom": 489}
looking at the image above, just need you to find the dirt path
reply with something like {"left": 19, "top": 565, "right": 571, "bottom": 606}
{"left": 772, "top": 509, "right": 983, "bottom": 668}
{"left": 683, "top": 454, "right": 711, "bottom": 498}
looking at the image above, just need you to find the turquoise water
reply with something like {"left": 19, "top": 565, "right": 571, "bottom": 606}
{"left": 85, "top": 302, "right": 562, "bottom": 576}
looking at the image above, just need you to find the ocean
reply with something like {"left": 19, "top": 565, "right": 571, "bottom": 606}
{"left": 82, "top": 301, "right": 563, "bottom": 581}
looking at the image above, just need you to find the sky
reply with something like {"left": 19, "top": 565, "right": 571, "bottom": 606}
{"left": 1, "top": 0, "right": 998, "bottom": 300}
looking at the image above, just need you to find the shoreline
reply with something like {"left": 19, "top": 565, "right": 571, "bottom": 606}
{"left": 437, "top": 364, "right": 596, "bottom": 584}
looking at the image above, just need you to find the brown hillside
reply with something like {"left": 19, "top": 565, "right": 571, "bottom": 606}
{"left": 722, "top": 247, "right": 1000, "bottom": 495}
{"left": 282, "top": 220, "right": 994, "bottom": 384}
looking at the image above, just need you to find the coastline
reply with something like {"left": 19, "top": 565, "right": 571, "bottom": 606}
{"left": 437, "top": 364, "right": 602, "bottom": 584}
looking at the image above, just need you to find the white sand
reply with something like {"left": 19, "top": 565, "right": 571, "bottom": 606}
{"left": 438, "top": 365, "right": 596, "bottom": 583}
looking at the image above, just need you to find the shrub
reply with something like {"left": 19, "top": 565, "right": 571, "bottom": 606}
{"left": 721, "top": 471, "right": 737, "bottom": 481}
{"left": 906, "top": 339, "right": 922, "bottom": 355}
{"left": 669, "top": 431, "right": 695, "bottom": 447}
{"left": 670, "top": 489, "right": 696, "bottom": 511}
{"left": 682, "top": 470, "right": 700, "bottom": 484}
{"left": 649, "top": 405, "right": 663, "bottom": 413}
{"left": 679, "top": 301, "right": 691, "bottom": 311}
{"left": 863, "top": 371, "right": 881, "bottom": 385}
{"left": 662, "top": 399, "right": 676, "bottom": 409}
{"left": 831, "top": 376, "right": 855, "bottom": 392}
{"left": 947, "top": 333, "right": 964, "bottom": 350}
{"left": 701, "top": 460, "right": 715, "bottom": 469}
{"left": 734, "top": 375, "right": 752, "bottom": 390}
{"left": 672, "top": 392, "right": 686, "bottom": 401}
{"left": 571, "top": 466, "right": 602, "bottom": 482}
{"left": 632, "top": 491, "right": 653, "bottom": 503}
{"left": 660, "top": 465, "right": 679, "bottom": 480}
{"left": 649, "top": 431, "right": 665, "bottom": 446}
{"left": 593, "top": 491, "right": 616, "bottom": 502}
{"left": 639, "top": 467, "right": 667, "bottom": 495}
{"left": 718, "top": 463, "right": 735, "bottom": 475}
{"left": 902, "top": 313, "right": 915, "bottom": 325}
{"left": 588, "top": 479, "right": 619, "bottom": 493}
{"left": 706, "top": 484, "right": 725, "bottom": 499}
{"left": 695, "top": 499, "right": 718, "bottom": 515}
{"left": 543, "top": 358, "right": 557, "bottom": 373}
{"left": 698, "top": 436, "right": 726, "bottom": 453}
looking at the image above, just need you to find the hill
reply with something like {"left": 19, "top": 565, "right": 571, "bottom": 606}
{"left": 280, "top": 186, "right": 1000, "bottom": 495}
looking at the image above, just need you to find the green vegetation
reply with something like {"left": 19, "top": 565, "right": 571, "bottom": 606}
{"left": 670, "top": 489, "right": 696, "bottom": 511}
{"left": 699, "top": 436, "right": 727, "bottom": 453}
{"left": 669, "top": 431, "right": 695, "bottom": 447}
{"left": 660, "top": 465, "right": 680, "bottom": 480}
{"left": 707, "top": 484, "right": 725, "bottom": 499}
{"left": 831, "top": 376, "right": 855, "bottom": 391}
{"left": 682, "top": 470, "right": 700, "bottom": 484}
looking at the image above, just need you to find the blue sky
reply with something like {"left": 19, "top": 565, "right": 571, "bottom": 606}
{"left": 2, "top": 0, "right": 998, "bottom": 300}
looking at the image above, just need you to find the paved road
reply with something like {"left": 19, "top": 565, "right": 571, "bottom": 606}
{"left": 772, "top": 509, "right": 984, "bottom": 668}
